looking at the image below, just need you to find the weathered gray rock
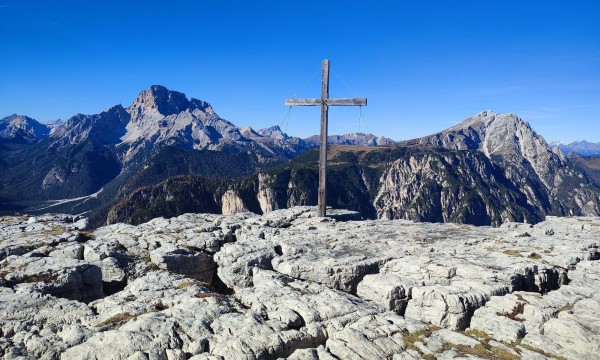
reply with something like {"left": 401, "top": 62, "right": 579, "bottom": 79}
{"left": 357, "top": 273, "right": 411, "bottom": 315}
{"left": 0, "top": 215, "right": 83, "bottom": 262}
{"left": 0, "top": 287, "right": 96, "bottom": 359}
{"left": 150, "top": 243, "right": 216, "bottom": 284}
{"left": 2, "top": 257, "right": 103, "bottom": 302}
{"left": 287, "top": 345, "right": 338, "bottom": 360}
{"left": 48, "top": 243, "right": 84, "bottom": 260}
{"left": 61, "top": 313, "right": 185, "bottom": 360}
{"left": 404, "top": 285, "right": 490, "bottom": 330}
{"left": 1, "top": 209, "right": 600, "bottom": 359}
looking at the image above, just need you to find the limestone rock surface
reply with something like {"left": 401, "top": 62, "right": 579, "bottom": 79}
{"left": 1, "top": 209, "right": 599, "bottom": 359}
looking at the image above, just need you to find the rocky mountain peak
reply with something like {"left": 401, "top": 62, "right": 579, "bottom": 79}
{"left": 240, "top": 126, "right": 261, "bottom": 138}
{"left": 416, "top": 110, "right": 545, "bottom": 158}
{"left": 0, "top": 114, "right": 50, "bottom": 142}
{"left": 404, "top": 110, "right": 600, "bottom": 215}
{"left": 128, "top": 85, "right": 191, "bottom": 118}
{"left": 48, "top": 104, "right": 131, "bottom": 148}
{"left": 258, "top": 125, "right": 289, "bottom": 140}
{"left": 304, "top": 132, "right": 395, "bottom": 147}
{"left": 449, "top": 110, "right": 523, "bottom": 133}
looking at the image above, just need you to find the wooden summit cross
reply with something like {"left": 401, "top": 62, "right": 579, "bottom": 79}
{"left": 285, "top": 59, "right": 367, "bottom": 217}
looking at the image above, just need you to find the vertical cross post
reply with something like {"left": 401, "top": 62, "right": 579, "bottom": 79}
{"left": 318, "top": 59, "right": 330, "bottom": 217}
{"left": 285, "top": 60, "right": 367, "bottom": 217}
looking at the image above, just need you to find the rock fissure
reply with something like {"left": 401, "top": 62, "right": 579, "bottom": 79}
{"left": 1, "top": 210, "right": 600, "bottom": 359}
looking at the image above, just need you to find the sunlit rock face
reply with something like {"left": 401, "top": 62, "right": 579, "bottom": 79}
{"left": 405, "top": 110, "right": 600, "bottom": 217}
{"left": 0, "top": 114, "right": 49, "bottom": 143}
{"left": 0, "top": 85, "right": 313, "bottom": 216}
{"left": 1, "top": 208, "right": 599, "bottom": 359}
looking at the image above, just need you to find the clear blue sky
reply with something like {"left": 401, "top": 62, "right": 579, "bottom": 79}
{"left": 1, "top": 0, "right": 599, "bottom": 142}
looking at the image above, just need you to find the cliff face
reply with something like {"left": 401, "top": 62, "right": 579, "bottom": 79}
{"left": 257, "top": 173, "right": 283, "bottom": 213}
{"left": 374, "top": 150, "right": 542, "bottom": 225}
{"left": 221, "top": 190, "right": 249, "bottom": 215}
{"left": 211, "top": 112, "right": 600, "bottom": 225}
{"left": 106, "top": 147, "right": 534, "bottom": 226}
{"left": 405, "top": 111, "right": 600, "bottom": 218}
{"left": 106, "top": 176, "right": 223, "bottom": 225}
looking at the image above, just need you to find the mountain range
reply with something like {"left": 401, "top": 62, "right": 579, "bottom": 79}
{"left": 1, "top": 86, "right": 599, "bottom": 227}
{"left": 0, "top": 86, "right": 392, "bottom": 221}
{"left": 553, "top": 140, "right": 600, "bottom": 156}
{"left": 107, "top": 110, "right": 600, "bottom": 226}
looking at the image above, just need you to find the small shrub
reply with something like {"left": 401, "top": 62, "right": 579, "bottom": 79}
{"left": 490, "top": 346, "right": 521, "bottom": 360}
{"left": 455, "top": 344, "right": 492, "bottom": 358}
{"left": 496, "top": 302, "right": 525, "bottom": 322}
{"left": 401, "top": 325, "right": 441, "bottom": 352}
{"left": 445, "top": 337, "right": 519, "bottom": 360}
{"left": 154, "top": 301, "right": 168, "bottom": 311}
{"left": 177, "top": 280, "right": 208, "bottom": 289}
{"left": 21, "top": 273, "right": 59, "bottom": 283}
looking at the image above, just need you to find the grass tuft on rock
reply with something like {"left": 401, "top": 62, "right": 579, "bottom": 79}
{"left": 464, "top": 328, "right": 491, "bottom": 340}
{"left": 96, "top": 313, "right": 134, "bottom": 328}
{"left": 519, "top": 343, "right": 568, "bottom": 360}
{"left": 401, "top": 325, "right": 441, "bottom": 353}
{"left": 502, "top": 249, "right": 522, "bottom": 257}
{"left": 177, "top": 280, "right": 209, "bottom": 289}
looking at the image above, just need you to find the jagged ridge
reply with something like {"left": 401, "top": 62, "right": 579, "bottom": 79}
{"left": 109, "top": 111, "right": 600, "bottom": 226}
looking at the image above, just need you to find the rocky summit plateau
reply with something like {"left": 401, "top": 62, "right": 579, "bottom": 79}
{"left": 1, "top": 207, "right": 599, "bottom": 359}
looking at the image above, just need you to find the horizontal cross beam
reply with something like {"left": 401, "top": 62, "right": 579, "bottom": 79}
{"left": 285, "top": 98, "right": 367, "bottom": 106}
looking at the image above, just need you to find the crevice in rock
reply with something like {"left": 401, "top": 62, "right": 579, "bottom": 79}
{"left": 210, "top": 267, "right": 234, "bottom": 295}
{"left": 328, "top": 351, "right": 342, "bottom": 360}
{"left": 349, "top": 262, "right": 382, "bottom": 295}
{"left": 76, "top": 232, "right": 94, "bottom": 243}
{"left": 510, "top": 266, "right": 564, "bottom": 294}
{"left": 273, "top": 245, "right": 283, "bottom": 256}
{"left": 103, "top": 279, "right": 127, "bottom": 296}
{"left": 288, "top": 310, "right": 306, "bottom": 331}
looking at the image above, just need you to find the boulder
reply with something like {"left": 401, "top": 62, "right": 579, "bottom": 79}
{"left": 2, "top": 257, "right": 103, "bottom": 302}
{"left": 149, "top": 244, "right": 216, "bottom": 284}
